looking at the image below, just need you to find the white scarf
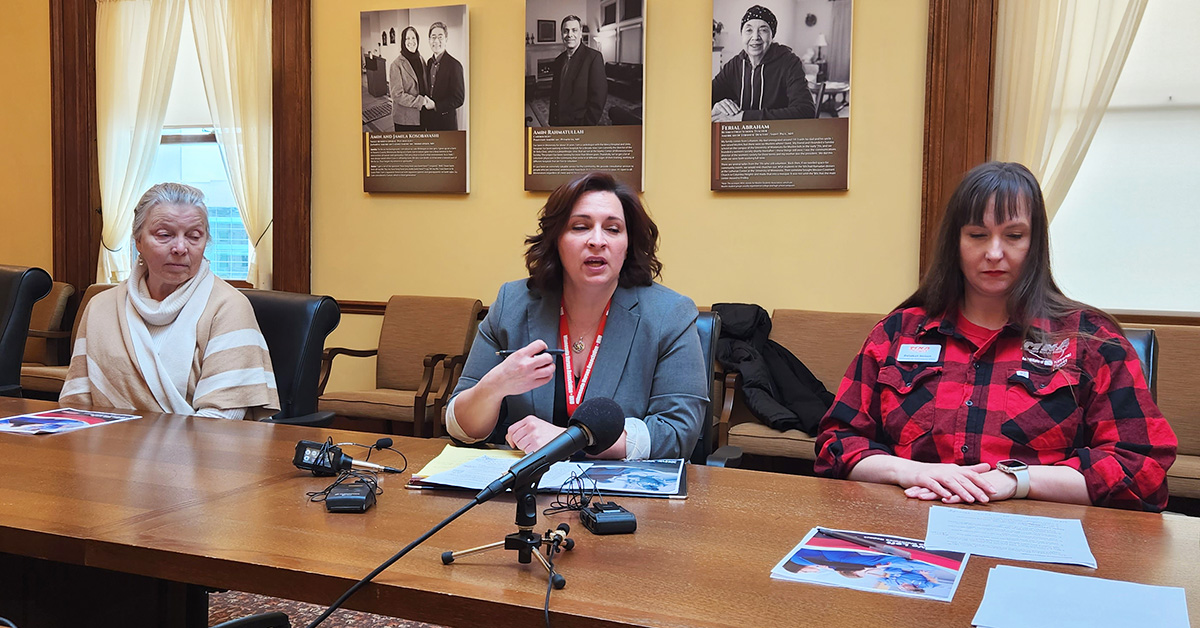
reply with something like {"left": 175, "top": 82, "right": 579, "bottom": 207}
{"left": 125, "top": 258, "right": 216, "bottom": 414}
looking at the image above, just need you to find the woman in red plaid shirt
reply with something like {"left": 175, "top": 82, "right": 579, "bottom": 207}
{"left": 814, "top": 162, "right": 1177, "bottom": 511}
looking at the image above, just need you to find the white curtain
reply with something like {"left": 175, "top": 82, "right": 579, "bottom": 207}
{"left": 95, "top": 0, "right": 187, "bottom": 282}
{"left": 188, "top": 0, "right": 274, "bottom": 288}
{"left": 991, "top": 0, "right": 1148, "bottom": 221}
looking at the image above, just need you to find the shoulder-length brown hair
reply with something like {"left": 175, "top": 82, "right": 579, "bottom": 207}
{"left": 900, "top": 161, "right": 1117, "bottom": 339}
{"left": 525, "top": 172, "right": 661, "bottom": 293}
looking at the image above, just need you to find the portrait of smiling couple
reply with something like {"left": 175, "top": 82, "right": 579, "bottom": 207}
{"left": 359, "top": 6, "right": 468, "bottom": 134}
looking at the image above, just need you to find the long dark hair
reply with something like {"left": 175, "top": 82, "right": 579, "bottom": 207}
{"left": 900, "top": 161, "right": 1118, "bottom": 340}
{"left": 525, "top": 172, "right": 661, "bottom": 293}
{"left": 399, "top": 26, "right": 427, "bottom": 95}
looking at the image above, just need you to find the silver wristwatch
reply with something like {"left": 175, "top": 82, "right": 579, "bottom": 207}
{"left": 997, "top": 459, "right": 1030, "bottom": 499}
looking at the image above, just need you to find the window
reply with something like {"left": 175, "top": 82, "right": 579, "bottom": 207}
{"left": 602, "top": 2, "right": 617, "bottom": 27}
{"left": 1049, "top": 0, "right": 1200, "bottom": 313}
{"left": 151, "top": 16, "right": 252, "bottom": 282}
{"left": 620, "top": 0, "right": 641, "bottom": 21}
{"left": 150, "top": 128, "right": 252, "bottom": 280}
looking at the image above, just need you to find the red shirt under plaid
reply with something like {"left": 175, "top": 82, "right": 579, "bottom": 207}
{"left": 814, "top": 307, "right": 1177, "bottom": 512}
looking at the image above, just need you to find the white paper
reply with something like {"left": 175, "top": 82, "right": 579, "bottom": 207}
{"left": 924, "top": 506, "right": 1097, "bottom": 567}
{"left": 535, "top": 462, "right": 590, "bottom": 489}
{"left": 972, "top": 565, "right": 1190, "bottom": 628}
{"left": 419, "top": 456, "right": 590, "bottom": 491}
{"left": 420, "top": 455, "right": 514, "bottom": 490}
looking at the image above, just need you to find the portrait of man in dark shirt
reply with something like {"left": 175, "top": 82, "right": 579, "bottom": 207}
{"left": 421, "top": 21, "right": 465, "bottom": 131}
{"left": 549, "top": 14, "right": 608, "bottom": 126}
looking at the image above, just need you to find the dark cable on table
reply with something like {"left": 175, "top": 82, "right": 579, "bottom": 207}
{"left": 542, "top": 472, "right": 602, "bottom": 516}
{"left": 305, "top": 437, "right": 407, "bottom": 502}
{"left": 306, "top": 468, "right": 381, "bottom": 502}
{"left": 543, "top": 531, "right": 566, "bottom": 628}
{"left": 340, "top": 437, "right": 409, "bottom": 474}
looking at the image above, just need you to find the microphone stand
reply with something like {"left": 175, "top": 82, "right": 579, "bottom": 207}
{"left": 440, "top": 469, "right": 576, "bottom": 589}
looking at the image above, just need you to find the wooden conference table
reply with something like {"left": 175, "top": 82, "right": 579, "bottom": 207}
{"left": 0, "top": 397, "right": 1195, "bottom": 627}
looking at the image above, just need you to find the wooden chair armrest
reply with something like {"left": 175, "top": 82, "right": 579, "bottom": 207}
{"left": 429, "top": 354, "right": 469, "bottom": 438}
{"left": 716, "top": 371, "right": 741, "bottom": 448}
{"left": 415, "top": 353, "right": 449, "bottom": 400}
{"left": 28, "top": 329, "right": 72, "bottom": 340}
{"left": 411, "top": 353, "right": 449, "bottom": 438}
{"left": 318, "top": 346, "right": 379, "bottom": 395}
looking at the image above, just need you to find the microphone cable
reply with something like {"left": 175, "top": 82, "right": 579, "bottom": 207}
{"left": 303, "top": 498, "right": 478, "bottom": 628}
{"left": 336, "top": 437, "right": 409, "bottom": 474}
{"left": 305, "top": 468, "right": 381, "bottom": 503}
{"left": 543, "top": 531, "right": 567, "bottom": 628}
{"left": 542, "top": 472, "right": 603, "bottom": 516}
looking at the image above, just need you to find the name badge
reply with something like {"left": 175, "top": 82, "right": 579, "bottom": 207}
{"left": 897, "top": 344, "right": 941, "bottom": 363}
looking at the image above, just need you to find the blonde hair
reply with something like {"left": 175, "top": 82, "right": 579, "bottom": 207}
{"left": 131, "top": 182, "right": 210, "bottom": 243}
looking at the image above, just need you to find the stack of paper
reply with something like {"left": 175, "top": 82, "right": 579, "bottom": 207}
{"left": 407, "top": 444, "right": 688, "bottom": 498}
{"left": 973, "top": 565, "right": 1189, "bottom": 628}
{"left": 924, "top": 506, "right": 1097, "bottom": 568}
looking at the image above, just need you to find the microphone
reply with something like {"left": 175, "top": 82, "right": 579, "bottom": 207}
{"left": 474, "top": 397, "right": 625, "bottom": 503}
{"left": 293, "top": 440, "right": 405, "bottom": 476}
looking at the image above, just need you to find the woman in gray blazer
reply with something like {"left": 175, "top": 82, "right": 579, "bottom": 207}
{"left": 447, "top": 172, "right": 707, "bottom": 460}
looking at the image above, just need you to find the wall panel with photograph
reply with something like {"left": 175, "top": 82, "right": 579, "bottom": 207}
{"left": 361, "top": 5, "right": 470, "bottom": 193}
{"left": 711, "top": 0, "right": 852, "bottom": 190}
{"left": 524, "top": 0, "right": 645, "bottom": 191}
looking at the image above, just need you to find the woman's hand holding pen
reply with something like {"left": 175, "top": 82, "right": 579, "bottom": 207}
{"left": 482, "top": 339, "right": 555, "bottom": 397}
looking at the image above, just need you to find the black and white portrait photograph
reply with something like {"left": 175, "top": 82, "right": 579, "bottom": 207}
{"left": 361, "top": 5, "right": 470, "bottom": 134}
{"left": 525, "top": 0, "right": 645, "bottom": 128}
{"left": 712, "top": 0, "right": 852, "bottom": 122}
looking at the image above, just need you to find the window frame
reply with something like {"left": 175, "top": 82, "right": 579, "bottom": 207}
{"left": 49, "top": 0, "right": 310, "bottom": 293}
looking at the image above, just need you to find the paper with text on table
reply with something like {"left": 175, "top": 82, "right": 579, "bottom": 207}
{"left": 971, "top": 565, "right": 1189, "bottom": 628}
{"left": 923, "top": 505, "right": 1096, "bottom": 568}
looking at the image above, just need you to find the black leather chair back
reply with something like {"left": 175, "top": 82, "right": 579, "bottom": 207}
{"left": 240, "top": 289, "right": 340, "bottom": 420}
{"left": 0, "top": 266, "right": 52, "bottom": 396}
{"left": 690, "top": 310, "right": 721, "bottom": 465}
{"left": 1123, "top": 327, "right": 1157, "bottom": 402}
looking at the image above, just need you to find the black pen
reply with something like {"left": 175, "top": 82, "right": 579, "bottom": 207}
{"left": 495, "top": 349, "right": 566, "bottom": 357}
{"left": 816, "top": 527, "right": 913, "bottom": 558}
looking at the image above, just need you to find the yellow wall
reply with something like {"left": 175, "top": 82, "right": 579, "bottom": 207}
{"left": 0, "top": 0, "right": 54, "bottom": 272}
{"left": 313, "top": 0, "right": 929, "bottom": 390}
{"left": 0, "top": 0, "right": 930, "bottom": 391}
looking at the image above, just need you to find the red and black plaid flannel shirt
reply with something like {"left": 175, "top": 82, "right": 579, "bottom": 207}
{"left": 814, "top": 307, "right": 1177, "bottom": 511}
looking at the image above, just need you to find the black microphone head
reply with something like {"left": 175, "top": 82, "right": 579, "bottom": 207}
{"left": 375, "top": 437, "right": 393, "bottom": 450}
{"left": 569, "top": 397, "right": 625, "bottom": 455}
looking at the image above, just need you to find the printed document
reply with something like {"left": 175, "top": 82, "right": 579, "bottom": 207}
{"left": 924, "top": 506, "right": 1096, "bottom": 568}
{"left": 972, "top": 565, "right": 1189, "bottom": 628}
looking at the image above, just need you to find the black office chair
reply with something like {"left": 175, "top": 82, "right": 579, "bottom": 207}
{"left": 1123, "top": 327, "right": 1158, "bottom": 403}
{"left": 212, "top": 612, "right": 290, "bottom": 628}
{"left": 240, "top": 289, "right": 341, "bottom": 427}
{"left": 691, "top": 310, "right": 741, "bottom": 467}
{"left": 0, "top": 265, "right": 52, "bottom": 397}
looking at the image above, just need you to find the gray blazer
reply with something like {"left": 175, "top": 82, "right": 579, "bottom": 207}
{"left": 451, "top": 280, "right": 708, "bottom": 459}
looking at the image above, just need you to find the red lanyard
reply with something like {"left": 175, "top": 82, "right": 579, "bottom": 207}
{"left": 559, "top": 299, "right": 611, "bottom": 417}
